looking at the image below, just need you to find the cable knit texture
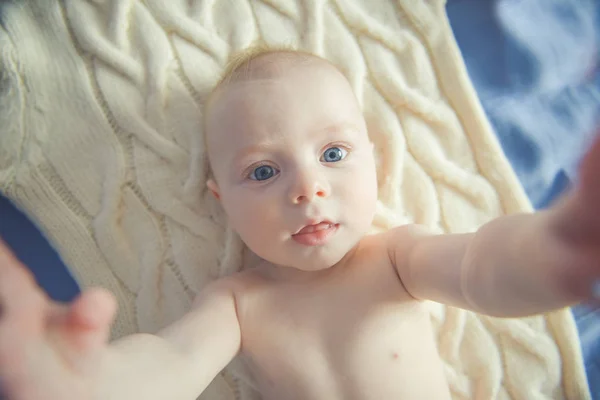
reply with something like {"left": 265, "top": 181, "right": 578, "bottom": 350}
{"left": 0, "top": 0, "right": 590, "bottom": 399}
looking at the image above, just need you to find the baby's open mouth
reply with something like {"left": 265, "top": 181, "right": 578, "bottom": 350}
{"left": 293, "top": 221, "right": 336, "bottom": 235}
{"left": 292, "top": 221, "right": 339, "bottom": 246}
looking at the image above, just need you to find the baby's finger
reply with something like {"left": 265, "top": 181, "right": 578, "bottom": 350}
{"left": 46, "top": 289, "right": 116, "bottom": 373}
{"left": 0, "top": 240, "right": 51, "bottom": 391}
{"left": 68, "top": 288, "right": 116, "bottom": 333}
{"left": 0, "top": 239, "right": 48, "bottom": 328}
{"left": 579, "top": 132, "right": 600, "bottom": 205}
{"left": 59, "top": 288, "right": 116, "bottom": 354}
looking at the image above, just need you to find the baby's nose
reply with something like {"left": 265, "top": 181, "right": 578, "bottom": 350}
{"left": 289, "top": 171, "right": 329, "bottom": 204}
{"left": 293, "top": 188, "right": 327, "bottom": 204}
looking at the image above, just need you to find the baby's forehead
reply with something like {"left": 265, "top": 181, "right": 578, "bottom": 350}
{"left": 207, "top": 53, "right": 346, "bottom": 118}
{"left": 228, "top": 50, "right": 328, "bottom": 82}
{"left": 204, "top": 50, "right": 356, "bottom": 149}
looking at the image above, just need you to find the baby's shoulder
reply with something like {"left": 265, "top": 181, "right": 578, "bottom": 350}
{"left": 358, "top": 224, "right": 431, "bottom": 254}
{"left": 212, "top": 268, "right": 272, "bottom": 301}
{"left": 373, "top": 224, "right": 436, "bottom": 251}
{"left": 352, "top": 224, "right": 437, "bottom": 273}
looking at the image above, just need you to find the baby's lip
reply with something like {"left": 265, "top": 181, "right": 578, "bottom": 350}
{"left": 293, "top": 220, "right": 336, "bottom": 236}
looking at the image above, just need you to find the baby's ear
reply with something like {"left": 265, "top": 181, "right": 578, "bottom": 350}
{"left": 206, "top": 179, "right": 221, "bottom": 200}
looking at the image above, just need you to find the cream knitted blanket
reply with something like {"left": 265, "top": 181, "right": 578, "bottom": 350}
{"left": 0, "top": 0, "right": 590, "bottom": 399}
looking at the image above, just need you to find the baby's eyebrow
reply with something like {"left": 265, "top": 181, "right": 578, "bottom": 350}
{"left": 233, "top": 122, "right": 359, "bottom": 162}
{"left": 235, "top": 142, "right": 277, "bottom": 161}
{"left": 320, "top": 121, "right": 360, "bottom": 135}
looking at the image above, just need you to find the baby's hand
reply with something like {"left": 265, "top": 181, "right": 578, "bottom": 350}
{"left": 0, "top": 239, "right": 116, "bottom": 400}
{"left": 551, "top": 132, "right": 600, "bottom": 296}
{"left": 575, "top": 132, "right": 600, "bottom": 229}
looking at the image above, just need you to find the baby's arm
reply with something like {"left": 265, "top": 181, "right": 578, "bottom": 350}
{"left": 389, "top": 213, "right": 586, "bottom": 317}
{"left": 389, "top": 134, "right": 600, "bottom": 317}
{"left": 96, "top": 282, "right": 241, "bottom": 399}
{"left": 0, "top": 239, "right": 240, "bottom": 400}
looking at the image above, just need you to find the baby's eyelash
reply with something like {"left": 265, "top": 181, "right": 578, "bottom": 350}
{"left": 243, "top": 162, "right": 277, "bottom": 179}
{"left": 242, "top": 163, "right": 261, "bottom": 178}
{"left": 324, "top": 142, "right": 353, "bottom": 153}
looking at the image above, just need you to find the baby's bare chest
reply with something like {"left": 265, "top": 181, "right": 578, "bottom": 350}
{"left": 235, "top": 264, "right": 450, "bottom": 399}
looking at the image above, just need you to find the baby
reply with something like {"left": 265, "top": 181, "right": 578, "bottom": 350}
{"left": 1, "top": 46, "right": 599, "bottom": 400}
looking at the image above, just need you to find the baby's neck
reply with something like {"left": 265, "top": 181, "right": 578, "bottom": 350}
{"left": 245, "top": 242, "right": 362, "bottom": 284}
{"left": 258, "top": 262, "right": 337, "bottom": 283}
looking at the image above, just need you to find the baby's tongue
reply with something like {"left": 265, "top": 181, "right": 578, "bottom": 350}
{"left": 296, "top": 222, "right": 330, "bottom": 235}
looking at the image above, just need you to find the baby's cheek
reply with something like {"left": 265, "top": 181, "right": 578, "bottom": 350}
{"left": 342, "top": 165, "right": 376, "bottom": 196}
{"left": 221, "top": 195, "right": 253, "bottom": 229}
{"left": 232, "top": 201, "right": 285, "bottom": 262}
{"left": 344, "top": 168, "right": 378, "bottom": 219}
{"left": 228, "top": 196, "right": 278, "bottom": 233}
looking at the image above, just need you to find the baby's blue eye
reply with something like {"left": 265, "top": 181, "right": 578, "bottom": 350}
{"left": 250, "top": 165, "right": 278, "bottom": 181}
{"left": 321, "top": 147, "right": 348, "bottom": 163}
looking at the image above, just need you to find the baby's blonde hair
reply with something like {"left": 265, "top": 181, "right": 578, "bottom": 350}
{"left": 203, "top": 43, "right": 335, "bottom": 178}
{"left": 215, "top": 42, "right": 322, "bottom": 88}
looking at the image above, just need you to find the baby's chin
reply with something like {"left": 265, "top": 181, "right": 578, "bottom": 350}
{"left": 267, "top": 239, "right": 360, "bottom": 273}
{"left": 286, "top": 255, "right": 344, "bottom": 272}
{"left": 261, "top": 254, "right": 348, "bottom": 281}
{"left": 255, "top": 251, "right": 340, "bottom": 272}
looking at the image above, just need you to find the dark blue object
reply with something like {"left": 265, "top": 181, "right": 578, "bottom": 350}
{"left": 0, "top": 195, "right": 79, "bottom": 302}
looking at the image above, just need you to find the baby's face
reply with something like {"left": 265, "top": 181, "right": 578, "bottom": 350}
{"left": 206, "top": 56, "right": 378, "bottom": 271}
